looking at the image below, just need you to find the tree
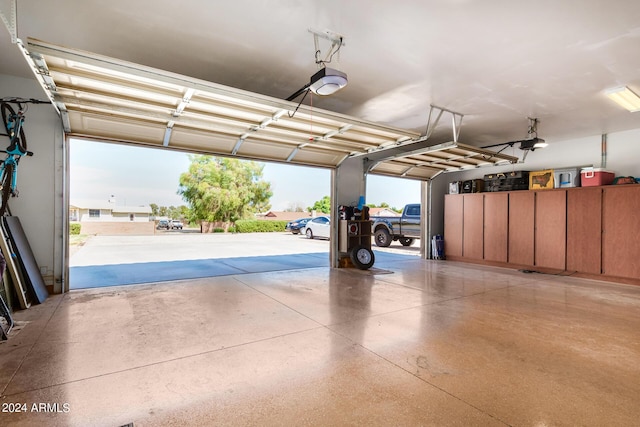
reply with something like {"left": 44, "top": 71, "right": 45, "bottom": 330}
{"left": 178, "top": 155, "right": 272, "bottom": 223}
{"left": 308, "top": 195, "right": 331, "bottom": 214}
{"left": 285, "top": 202, "right": 305, "bottom": 212}
{"left": 150, "top": 203, "right": 190, "bottom": 220}
{"left": 366, "top": 202, "right": 390, "bottom": 208}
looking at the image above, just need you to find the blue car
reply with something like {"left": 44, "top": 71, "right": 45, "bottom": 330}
{"left": 285, "top": 217, "right": 311, "bottom": 234}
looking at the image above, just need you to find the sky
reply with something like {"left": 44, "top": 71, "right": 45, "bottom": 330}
{"left": 70, "top": 139, "right": 421, "bottom": 211}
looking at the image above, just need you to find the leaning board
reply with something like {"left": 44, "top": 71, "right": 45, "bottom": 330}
{"left": 0, "top": 223, "right": 29, "bottom": 309}
{"left": 2, "top": 217, "right": 48, "bottom": 304}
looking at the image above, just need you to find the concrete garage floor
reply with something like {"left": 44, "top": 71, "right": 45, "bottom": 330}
{"left": 1, "top": 259, "right": 640, "bottom": 426}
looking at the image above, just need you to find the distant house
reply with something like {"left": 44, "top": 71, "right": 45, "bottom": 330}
{"left": 70, "top": 199, "right": 152, "bottom": 222}
{"left": 368, "top": 207, "right": 401, "bottom": 217}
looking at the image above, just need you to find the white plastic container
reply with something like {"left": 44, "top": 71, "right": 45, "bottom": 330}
{"left": 554, "top": 167, "right": 580, "bottom": 188}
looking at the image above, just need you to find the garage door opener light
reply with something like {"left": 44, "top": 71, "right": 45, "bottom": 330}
{"left": 286, "top": 29, "right": 348, "bottom": 107}
{"left": 481, "top": 117, "right": 547, "bottom": 162}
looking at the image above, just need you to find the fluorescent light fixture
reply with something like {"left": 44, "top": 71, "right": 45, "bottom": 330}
{"left": 309, "top": 67, "right": 348, "bottom": 95}
{"left": 606, "top": 86, "right": 640, "bottom": 112}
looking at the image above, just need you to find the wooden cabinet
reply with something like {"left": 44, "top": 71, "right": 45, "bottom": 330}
{"left": 567, "top": 188, "right": 602, "bottom": 274}
{"left": 535, "top": 190, "right": 567, "bottom": 270}
{"left": 443, "top": 186, "right": 639, "bottom": 283}
{"left": 484, "top": 193, "right": 508, "bottom": 262}
{"left": 444, "top": 195, "right": 463, "bottom": 258}
{"left": 508, "top": 191, "right": 535, "bottom": 266}
{"left": 462, "top": 194, "right": 484, "bottom": 259}
{"left": 602, "top": 186, "right": 640, "bottom": 279}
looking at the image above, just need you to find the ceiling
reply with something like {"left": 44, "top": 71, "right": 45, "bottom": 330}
{"left": 2, "top": 0, "right": 640, "bottom": 157}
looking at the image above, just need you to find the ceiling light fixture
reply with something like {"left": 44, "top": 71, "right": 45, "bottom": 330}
{"left": 606, "top": 86, "right": 640, "bottom": 112}
{"left": 286, "top": 29, "right": 347, "bottom": 115}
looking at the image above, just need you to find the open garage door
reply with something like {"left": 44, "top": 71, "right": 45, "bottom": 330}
{"left": 23, "top": 38, "right": 420, "bottom": 169}
{"left": 22, "top": 38, "right": 518, "bottom": 180}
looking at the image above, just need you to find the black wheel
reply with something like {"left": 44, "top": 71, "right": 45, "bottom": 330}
{"left": 400, "top": 238, "right": 414, "bottom": 247}
{"left": 350, "top": 245, "right": 375, "bottom": 270}
{"left": 374, "top": 228, "right": 392, "bottom": 247}
{"left": 305, "top": 228, "right": 313, "bottom": 239}
{"left": 1, "top": 103, "right": 27, "bottom": 152}
{"left": 0, "top": 163, "right": 14, "bottom": 216}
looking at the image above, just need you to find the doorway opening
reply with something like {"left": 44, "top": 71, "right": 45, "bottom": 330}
{"left": 68, "top": 138, "right": 333, "bottom": 290}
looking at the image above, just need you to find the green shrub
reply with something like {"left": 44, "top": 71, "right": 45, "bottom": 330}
{"left": 213, "top": 228, "right": 225, "bottom": 233}
{"left": 227, "top": 226, "right": 237, "bottom": 233}
{"left": 234, "top": 220, "right": 287, "bottom": 233}
{"left": 70, "top": 222, "right": 81, "bottom": 235}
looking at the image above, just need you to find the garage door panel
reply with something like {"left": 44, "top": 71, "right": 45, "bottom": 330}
{"left": 292, "top": 149, "right": 346, "bottom": 166}
{"left": 50, "top": 70, "right": 183, "bottom": 107}
{"left": 47, "top": 56, "right": 185, "bottom": 94}
{"left": 236, "top": 140, "right": 298, "bottom": 161}
{"left": 55, "top": 84, "right": 177, "bottom": 113}
{"left": 69, "top": 112, "right": 166, "bottom": 144}
{"left": 169, "top": 128, "right": 238, "bottom": 153}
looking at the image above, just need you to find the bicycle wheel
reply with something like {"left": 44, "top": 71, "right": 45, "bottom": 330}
{"left": 0, "top": 163, "right": 13, "bottom": 216}
{"left": 1, "top": 103, "right": 27, "bottom": 152}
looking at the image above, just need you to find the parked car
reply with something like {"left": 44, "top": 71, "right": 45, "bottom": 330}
{"left": 304, "top": 216, "right": 331, "bottom": 239}
{"left": 170, "top": 219, "right": 183, "bottom": 229}
{"left": 156, "top": 219, "right": 170, "bottom": 230}
{"left": 285, "top": 217, "right": 311, "bottom": 234}
{"left": 372, "top": 203, "right": 420, "bottom": 247}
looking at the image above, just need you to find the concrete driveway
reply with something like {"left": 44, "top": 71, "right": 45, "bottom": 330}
{"left": 70, "top": 232, "right": 330, "bottom": 266}
{"left": 69, "top": 232, "right": 419, "bottom": 289}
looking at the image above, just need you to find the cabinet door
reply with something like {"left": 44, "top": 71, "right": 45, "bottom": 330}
{"left": 535, "top": 190, "right": 567, "bottom": 270}
{"left": 508, "top": 191, "right": 535, "bottom": 266}
{"left": 463, "top": 194, "right": 484, "bottom": 259}
{"left": 444, "top": 195, "right": 463, "bottom": 257}
{"left": 567, "top": 188, "right": 602, "bottom": 274}
{"left": 484, "top": 192, "right": 508, "bottom": 262}
{"left": 602, "top": 186, "right": 640, "bottom": 279}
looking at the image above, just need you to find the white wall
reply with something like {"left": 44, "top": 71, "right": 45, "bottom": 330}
{"left": 438, "top": 129, "right": 640, "bottom": 184}
{"left": 0, "top": 74, "right": 64, "bottom": 291}
{"left": 430, "top": 128, "right": 640, "bottom": 242}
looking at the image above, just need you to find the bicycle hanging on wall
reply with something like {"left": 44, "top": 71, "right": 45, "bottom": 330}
{"left": 0, "top": 97, "right": 50, "bottom": 216}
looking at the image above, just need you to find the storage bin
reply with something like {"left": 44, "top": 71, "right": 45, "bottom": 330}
{"left": 461, "top": 179, "right": 484, "bottom": 193}
{"left": 449, "top": 181, "right": 461, "bottom": 194}
{"left": 529, "top": 169, "right": 554, "bottom": 190}
{"left": 581, "top": 168, "right": 615, "bottom": 186}
{"left": 554, "top": 167, "right": 580, "bottom": 188}
{"left": 484, "top": 171, "right": 529, "bottom": 192}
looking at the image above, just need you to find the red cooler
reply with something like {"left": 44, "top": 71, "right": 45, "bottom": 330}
{"left": 580, "top": 168, "right": 615, "bottom": 186}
